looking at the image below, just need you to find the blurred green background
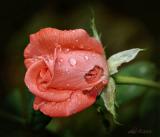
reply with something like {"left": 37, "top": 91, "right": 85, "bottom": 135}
{"left": 0, "top": 0, "right": 160, "bottom": 137}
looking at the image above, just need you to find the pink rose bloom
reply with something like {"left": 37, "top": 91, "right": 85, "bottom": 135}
{"left": 24, "top": 28, "right": 108, "bottom": 117}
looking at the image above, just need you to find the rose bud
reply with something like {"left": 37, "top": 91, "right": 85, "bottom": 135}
{"left": 24, "top": 28, "right": 108, "bottom": 117}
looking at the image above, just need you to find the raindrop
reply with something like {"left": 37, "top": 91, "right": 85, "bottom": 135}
{"left": 69, "top": 58, "right": 77, "bottom": 66}
{"left": 102, "top": 80, "right": 108, "bottom": 84}
{"left": 59, "top": 48, "right": 62, "bottom": 52}
{"left": 92, "top": 54, "right": 96, "bottom": 57}
{"left": 75, "top": 39, "right": 78, "bottom": 42}
{"left": 80, "top": 45, "right": 84, "bottom": 49}
{"left": 55, "top": 43, "right": 61, "bottom": 48}
{"left": 84, "top": 56, "right": 89, "bottom": 60}
{"left": 65, "top": 68, "right": 69, "bottom": 72}
{"left": 64, "top": 48, "right": 70, "bottom": 53}
{"left": 59, "top": 58, "right": 63, "bottom": 62}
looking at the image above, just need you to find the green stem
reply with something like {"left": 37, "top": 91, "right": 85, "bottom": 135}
{"left": 114, "top": 75, "right": 160, "bottom": 90}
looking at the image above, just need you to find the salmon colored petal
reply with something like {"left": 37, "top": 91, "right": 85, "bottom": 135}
{"left": 24, "top": 60, "right": 72, "bottom": 102}
{"left": 33, "top": 91, "right": 96, "bottom": 117}
{"left": 24, "top": 28, "right": 104, "bottom": 59}
{"left": 24, "top": 58, "right": 40, "bottom": 68}
{"left": 50, "top": 50, "right": 108, "bottom": 90}
{"left": 33, "top": 96, "right": 47, "bottom": 110}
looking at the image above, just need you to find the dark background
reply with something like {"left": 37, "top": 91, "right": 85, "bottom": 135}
{"left": 0, "top": 0, "right": 160, "bottom": 137}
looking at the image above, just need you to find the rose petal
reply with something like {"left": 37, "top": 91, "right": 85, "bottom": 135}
{"left": 33, "top": 90, "right": 96, "bottom": 117}
{"left": 24, "top": 60, "right": 72, "bottom": 102}
{"left": 24, "top": 28, "right": 104, "bottom": 59}
{"left": 50, "top": 50, "right": 108, "bottom": 90}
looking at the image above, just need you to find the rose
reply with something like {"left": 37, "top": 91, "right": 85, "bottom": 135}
{"left": 24, "top": 28, "right": 108, "bottom": 117}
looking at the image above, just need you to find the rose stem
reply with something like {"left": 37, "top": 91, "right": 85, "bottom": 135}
{"left": 114, "top": 75, "right": 160, "bottom": 90}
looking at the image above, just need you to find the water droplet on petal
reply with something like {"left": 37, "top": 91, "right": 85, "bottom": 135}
{"left": 59, "top": 48, "right": 62, "bottom": 52}
{"left": 102, "top": 80, "right": 108, "bottom": 84}
{"left": 64, "top": 48, "right": 70, "bottom": 53}
{"left": 84, "top": 56, "right": 89, "bottom": 60}
{"left": 75, "top": 39, "right": 78, "bottom": 42}
{"left": 59, "top": 58, "right": 63, "bottom": 63}
{"left": 55, "top": 43, "right": 61, "bottom": 48}
{"left": 92, "top": 54, "right": 96, "bottom": 57}
{"left": 66, "top": 84, "right": 70, "bottom": 87}
{"left": 80, "top": 45, "right": 84, "bottom": 49}
{"left": 72, "top": 30, "right": 75, "bottom": 33}
{"left": 69, "top": 58, "right": 77, "bottom": 66}
{"left": 65, "top": 68, "right": 69, "bottom": 72}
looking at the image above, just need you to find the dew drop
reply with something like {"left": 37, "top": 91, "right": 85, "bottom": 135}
{"left": 65, "top": 68, "right": 69, "bottom": 72}
{"left": 59, "top": 58, "right": 63, "bottom": 62}
{"left": 64, "top": 48, "right": 70, "bottom": 53}
{"left": 92, "top": 54, "right": 96, "bottom": 57}
{"left": 75, "top": 39, "right": 78, "bottom": 42}
{"left": 80, "top": 45, "right": 84, "bottom": 49}
{"left": 55, "top": 43, "right": 61, "bottom": 48}
{"left": 102, "top": 80, "right": 108, "bottom": 84}
{"left": 66, "top": 84, "right": 70, "bottom": 87}
{"left": 69, "top": 58, "right": 77, "bottom": 66}
{"left": 59, "top": 48, "right": 62, "bottom": 52}
{"left": 84, "top": 56, "right": 89, "bottom": 60}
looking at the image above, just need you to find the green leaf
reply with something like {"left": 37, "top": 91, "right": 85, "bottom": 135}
{"left": 115, "top": 61, "right": 157, "bottom": 105}
{"left": 101, "top": 78, "right": 116, "bottom": 120}
{"left": 108, "top": 48, "right": 144, "bottom": 75}
{"left": 90, "top": 18, "right": 101, "bottom": 41}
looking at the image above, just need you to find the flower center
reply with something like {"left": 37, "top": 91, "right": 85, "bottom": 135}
{"left": 84, "top": 65, "right": 104, "bottom": 84}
